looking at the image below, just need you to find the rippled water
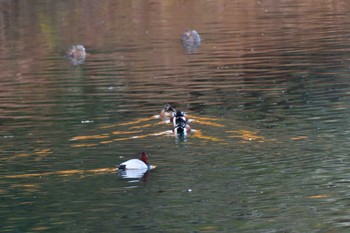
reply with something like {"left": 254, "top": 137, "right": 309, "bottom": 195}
{"left": 2, "top": 0, "right": 350, "bottom": 232}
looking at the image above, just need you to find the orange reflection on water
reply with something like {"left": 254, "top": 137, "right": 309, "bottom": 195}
{"left": 130, "top": 123, "right": 154, "bottom": 129}
{"left": 5, "top": 149, "right": 53, "bottom": 161}
{"left": 192, "top": 120, "right": 224, "bottom": 128}
{"left": 102, "top": 130, "right": 172, "bottom": 143}
{"left": 34, "top": 148, "right": 53, "bottom": 161}
{"left": 226, "top": 129, "right": 265, "bottom": 142}
{"left": 71, "top": 143, "right": 99, "bottom": 147}
{"left": 70, "top": 113, "right": 226, "bottom": 147}
{"left": 192, "top": 129, "right": 224, "bottom": 142}
{"left": 5, "top": 153, "right": 32, "bottom": 160}
{"left": 112, "top": 130, "right": 142, "bottom": 135}
{"left": 119, "top": 116, "right": 156, "bottom": 126}
{"left": 34, "top": 148, "right": 52, "bottom": 155}
{"left": 100, "top": 139, "right": 128, "bottom": 145}
{"left": 290, "top": 136, "right": 308, "bottom": 140}
{"left": 30, "top": 226, "right": 50, "bottom": 231}
{"left": 4, "top": 167, "right": 116, "bottom": 179}
{"left": 308, "top": 194, "right": 330, "bottom": 199}
{"left": 70, "top": 134, "right": 110, "bottom": 141}
{"left": 188, "top": 115, "right": 221, "bottom": 122}
{"left": 129, "top": 131, "right": 171, "bottom": 139}
{"left": 10, "top": 184, "right": 39, "bottom": 192}
{"left": 199, "top": 226, "right": 218, "bottom": 231}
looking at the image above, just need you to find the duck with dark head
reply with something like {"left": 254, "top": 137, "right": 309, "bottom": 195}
{"left": 172, "top": 110, "right": 187, "bottom": 127}
{"left": 160, "top": 103, "right": 176, "bottom": 119}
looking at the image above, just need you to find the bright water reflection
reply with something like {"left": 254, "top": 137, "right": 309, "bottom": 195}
{"left": 1, "top": 0, "right": 350, "bottom": 232}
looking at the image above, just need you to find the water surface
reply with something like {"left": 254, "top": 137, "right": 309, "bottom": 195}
{"left": 1, "top": 0, "right": 350, "bottom": 232}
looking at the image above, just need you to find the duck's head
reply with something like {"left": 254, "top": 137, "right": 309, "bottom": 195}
{"left": 160, "top": 104, "right": 176, "bottom": 118}
{"left": 173, "top": 110, "right": 186, "bottom": 125}
{"left": 164, "top": 104, "right": 176, "bottom": 113}
{"left": 174, "top": 110, "right": 185, "bottom": 118}
{"left": 140, "top": 152, "right": 149, "bottom": 165}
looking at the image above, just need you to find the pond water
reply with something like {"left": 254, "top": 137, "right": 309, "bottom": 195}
{"left": 1, "top": 0, "right": 350, "bottom": 232}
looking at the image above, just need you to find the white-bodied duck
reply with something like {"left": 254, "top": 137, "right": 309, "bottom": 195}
{"left": 117, "top": 152, "right": 156, "bottom": 179}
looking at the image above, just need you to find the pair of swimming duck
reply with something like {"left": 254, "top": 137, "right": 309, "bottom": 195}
{"left": 160, "top": 103, "right": 192, "bottom": 135}
{"left": 118, "top": 104, "right": 192, "bottom": 174}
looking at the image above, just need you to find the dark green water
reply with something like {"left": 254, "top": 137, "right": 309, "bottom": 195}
{"left": 1, "top": 0, "right": 350, "bottom": 232}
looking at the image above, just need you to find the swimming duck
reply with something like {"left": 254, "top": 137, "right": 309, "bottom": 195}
{"left": 117, "top": 152, "right": 152, "bottom": 170}
{"left": 182, "top": 30, "right": 201, "bottom": 44}
{"left": 172, "top": 110, "right": 187, "bottom": 127}
{"left": 160, "top": 103, "right": 176, "bottom": 119}
{"left": 67, "top": 44, "right": 86, "bottom": 65}
{"left": 117, "top": 152, "right": 156, "bottom": 180}
{"left": 67, "top": 44, "right": 86, "bottom": 59}
{"left": 173, "top": 121, "right": 192, "bottom": 136}
{"left": 181, "top": 30, "right": 201, "bottom": 53}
